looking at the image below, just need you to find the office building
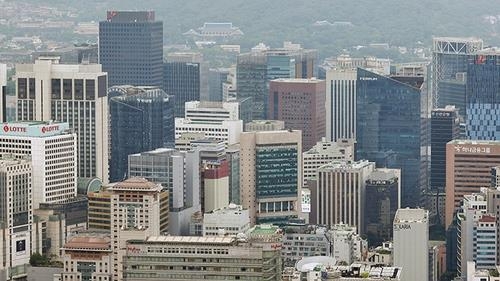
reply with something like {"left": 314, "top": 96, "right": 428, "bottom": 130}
{"left": 87, "top": 188, "right": 112, "bottom": 231}
{"left": 311, "top": 160, "right": 375, "bottom": 233}
{"left": 202, "top": 160, "right": 229, "bottom": 212}
{"left": 175, "top": 101, "right": 243, "bottom": 146}
{"left": 268, "top": 78, "right": 326, "bottom": 151}
{"left": 32, "top": 44, "right": 99, "bottom": 65}
{"left": 432, "top": 37, "right": 483, "bottom": 109}
{"left": 60, "top": 234, "right": 112, "bottom": 281}
{"left": 236, "top": 51, "right": 268, "bottom": 120}
{"left": 99, "top": 11, "right": 163, "bottom": 87}
{"left": 108, "top": 85, "right": 174, "bottom": 182}
{"left": 466, "top": 49, "right": 500, "bottom": 140}
{"left": 208, "top": 67, "right": 230, "bottom": 102}
{"left": 244, "top": 120, "right": 285, "bottom": 132}
{"left": 240, "top": 130, "right": 302, "bottom": 225}
{"left": 15, "top": 58, "right": 108, "bottom": 182}
{"left": 364, "top": 168, "right": 401, "bottom": 246}
{"left": 0, "top": 157, "right": 32, "bottom": 280}
{"left": 356, "top": 68, "right": 424, "bottom": 207}
{"left": 281, "top": 224, "right": 330, "bottom": 267}
{"left": 492, "top": 166, "right": 500, "bottom": 188}
{"left": 226, "top": 144, "right": 240, "bottom": 204}
{"left": 302, "top": 138, "right": 355, "bottom": 187}
{"left": 0, "top": 63, "right": 6, "bottom": 123}
{"left": 445, "top": 140, "right": 500, "bottom": 227}
{"left": 331, "top": 223, "right": 368, "bottom": 264}
{"left": 431, "top": 106, "right": 461, "bottom": 191}
{"left": 393, "top": 208, "right": 429, "bottom": 281}
{"left": 123, "top": 228, "right": 282, "bottom": 281}
{"left": 203, "top": 204, "right": 251, "bottom": 236}
{"left": 323, "top": 55, "right": 390, "bottom": 142}
{"left": 0, "top": 121, "right": 77, "bottom": 208}
{"left": 109, "top": 178, "right": 169, "bottom": 280}
{"left": 128, "top": 148, "right": 201, "bottom": 236}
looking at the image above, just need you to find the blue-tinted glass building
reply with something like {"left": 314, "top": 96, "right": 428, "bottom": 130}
{"left": 356, "top": 68, "right": 423, "bottom": 207}
{"left": 163, "top": 61, "right": 201, "bottom": 117}
{"left": 466, "top": 52, "right": 500, "bottom": 140}
{"left": 99, "top": 11, "right": 163, "bottom": 88}
{"left": 109, "top": 86, "right": 174, "bottom": 182}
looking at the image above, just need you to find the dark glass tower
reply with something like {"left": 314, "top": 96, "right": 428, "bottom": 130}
{"left": 163, "top": 61, "right": 201, "bottom": 117}
{"left": 430, "top": 106, "right": 460, "bottom": 191}
{"left": 99, "top": 11, "right": 163, "bottom": 87}
{"left": 109, "top": 86, "right": 174, "bottom": 182}
{"left": 356, "top": 68, "right": 423, "bottom": 207}
{"left": 466, "top": 51, "right": 500, "bottom": 140}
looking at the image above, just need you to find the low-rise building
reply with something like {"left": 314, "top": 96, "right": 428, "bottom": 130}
{"left": 203, "top": 204, "right": 251, "bottom": 237}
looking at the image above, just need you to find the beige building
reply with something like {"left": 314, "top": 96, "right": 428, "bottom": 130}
{"left": 445, "top": 140, "right": 500, "bottom": 227}
{"left": 87, "top": 187, "right": 111, "bottom": 231}
{"left": 15, "top": 58, "right": 109, "bottom": 182}
{"left": 244, "top": 120, "right": 285, "bottom": 132}
{"left": 108, "top": 178, "right": 169, "bottom": 280}
{"left": 240, "top": 130, "right": 302, "bottom": 225}
{"left": 60, "top": 234, "right": 112, "bottom": 281}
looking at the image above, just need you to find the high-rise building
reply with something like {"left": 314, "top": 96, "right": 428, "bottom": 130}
{"left": 310, "top": 160, "right": 375, "bottom": 233}
{"left": 236, "top": 51, "right": 268, "bottom": 120}
{"left": 430, "top": 106, "right": 461, "bottom": 191}
{"left": 323, "top": 55, "right": 390, "bottom": 142}
{"left": 0, "top": 63, "right": 6, "bottom": 123}
{"left": 356, "top": 68, "right": 424, "bottom": 207}
{"left": 208, "top": 68, "right": 230, "bottom": 102}
{"left": 128, "top": 148, "right": 201, "bottom": 236}
{"left": 163, "top": 52, "right": 208, "bottom": 117}
{"left": 99, "top": 11, "right": 163, "bottom": 88}
{"left": 302, "top": 138, "right": 354, "bottom": 187}
{"left": 15, "top": 58, "right": 109, "bottom": 182}
{"left": 393, "top": 208, "right": 429, "bottom": 281}
{"left": 432, "top": 37, "right": 483, "bottom": 109}
{"left": 240, "top": 130, "right": 302, "bottom": 225}
{"left": 0, "top": 121, "right": 77, "bottom": 208}
{"left": 175, "top": 101, "right": 243, "bottom": 147}
{"left": 109, "top": 178, "right": 169, "bottom": 280}
{"left": 0, "top": 156, "right": 32, "bottom": 280}
{"left": 466, "top": 49, "right": 500, "bottom": 140}
{"left": 445, "top": 140, "right": 500, "bottom": 227}
{"left": 268, "top": 78, "right": 326, "bottom": 151}
{"left": 364, "top": 168, "right": 401, "bottom": 246}
{"left": 108, "top": 85, "right": 174, "bottom": 182}
{"left": 226, "top": 144, "right": 240, "bottom": 204}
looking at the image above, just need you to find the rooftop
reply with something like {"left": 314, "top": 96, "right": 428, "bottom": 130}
{"left": 270, "top": 78, "right": 324, "bottom": 83}
{"left": 144, "top": 236, "right": 234, "bottom": 245}
{"left": 108, "top": 177, "right": 162, "bottom": 192}
{"left": 394, "top": 208, "right": 428, "bottom": 223}
{"left": 448, "top": 139, "right": 500, "bottom": 146}
{"left": 64, "top": 235, "right": 111, "bottom": 250}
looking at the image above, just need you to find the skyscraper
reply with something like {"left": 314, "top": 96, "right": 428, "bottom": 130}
{"left": 393, "top": 208, "right": 429, "bottom": 281}
{"left": 240, "top": 130, "right": 302, "bottom": 225}
{"left": 99, "top": 11, "right": 163, "bottom": 88}
{"left": 432, "top": 37, "right": 483, "bottom": 109}
{"left": 268, "top": 78, "right": 326, "bottom": 151}
{"left": 466, "top": 50, "right": 500, "bottom": 140}
{"left": 163, "top": 52, "right": 207, "bottom": 117}
{"left": 430, "top": 106, "right": 460, "bottom": 192}
{"left": 356, "top": 68, "right": 423, "bottom": 207}
{"left": 15, "top": 58, "right": 109, "bottom": 182}
{"left": 108, "top": 86, "right": 174, "bottom": 182}
{"left": 236, "top": 52, "right": 268, "bottom": 120}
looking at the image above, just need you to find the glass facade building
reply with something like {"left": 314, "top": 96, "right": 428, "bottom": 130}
{"left": 163, "top": 61, "right": 201, "bottom": 117}
{"left": 236, "top": 52, "right": 268, "bottom": 120}
{"left": 109, "top": 86, "right": 174, "bottom": 182}
{"left": 466, "top": 53, "right": 500, "bottom": 140}
{"left": 356, "top": 68, "right": 422, "bottom": 207}
{"left": 99, "top": 11, "right": 163, "bottom": 88}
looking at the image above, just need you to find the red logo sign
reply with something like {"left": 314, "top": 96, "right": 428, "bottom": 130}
{"left": 41, "top": 125, "right": 59, "bottom": 134}
{"left": 3, "top": 125, "right": 26, "bottom": 133}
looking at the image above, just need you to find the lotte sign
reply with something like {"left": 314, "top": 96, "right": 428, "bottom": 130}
{"left": 3, "top": 125, "right": 27, "bottom": 133}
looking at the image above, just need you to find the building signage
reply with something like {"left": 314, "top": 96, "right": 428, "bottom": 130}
{"left": 41, "top": 125, "right": 60, "bottom": 134}
{"left": 394, "top": 224, "right": 412, "bottom": 231}
{"left": 454, "top": 145, "right": 491, "bottom": 154}
{"left": 301, "top": 189, "right": 311, "bottom": 213}
{"left": 360, "top": 77, "right": 378, "bottom": 81}
{"left": 0, "top": 122, "right": 69, "bottom": 137}
{"left": 3, "top": 125, "right": 27, "bottom": 133}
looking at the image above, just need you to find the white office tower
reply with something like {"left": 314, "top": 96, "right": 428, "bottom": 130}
{"left": 393, "top": 208, "right": 429, "bottom": 281}
{"left": 175, "top": 101, "right": 243, "bottom": 146}
{"left": 302, "top": 138, "right": 354, "bottom": 187}
{"left": 0, "top": 121, "right": 77, "bottom": 208}
{"left": 0, "top": 156, "right": 32, "bottom": 280}
{"left": 331, "top": 223, "right": 368, "bottom": 265}
{"left": 15, "top": 58, "right": 109, "bottom": 182}
{"left": 324, "top": 55, "right": 390, "bottom": 142}
{"left": 313, "top": 160, "right": 374, "bottom": 234}
{"left": 203, "top": 204, "right": 251, "bottom": 237}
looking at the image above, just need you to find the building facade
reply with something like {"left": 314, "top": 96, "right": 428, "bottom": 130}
{"left": 268, "top": 78, "right": 326, "bottom": 151}
{"left": 240, "top": 130, "right": 302, "bottom": 225}
{"left": 15, "top": 58, "right": 108, "bottom": 182}
{"left": 108, "top": 86, "right": 174, "bottom": 182}
{"left": 393, "top": 208, "right": 429, "bottom": 281}
{"left": 99, "top": 11, "right": 163, "bottom": 88}
{"left": 203, "top": 204, "right": 251, "bottom": 237}
{"left": 0, "top": 121, "right": 77, "bottom": 208}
